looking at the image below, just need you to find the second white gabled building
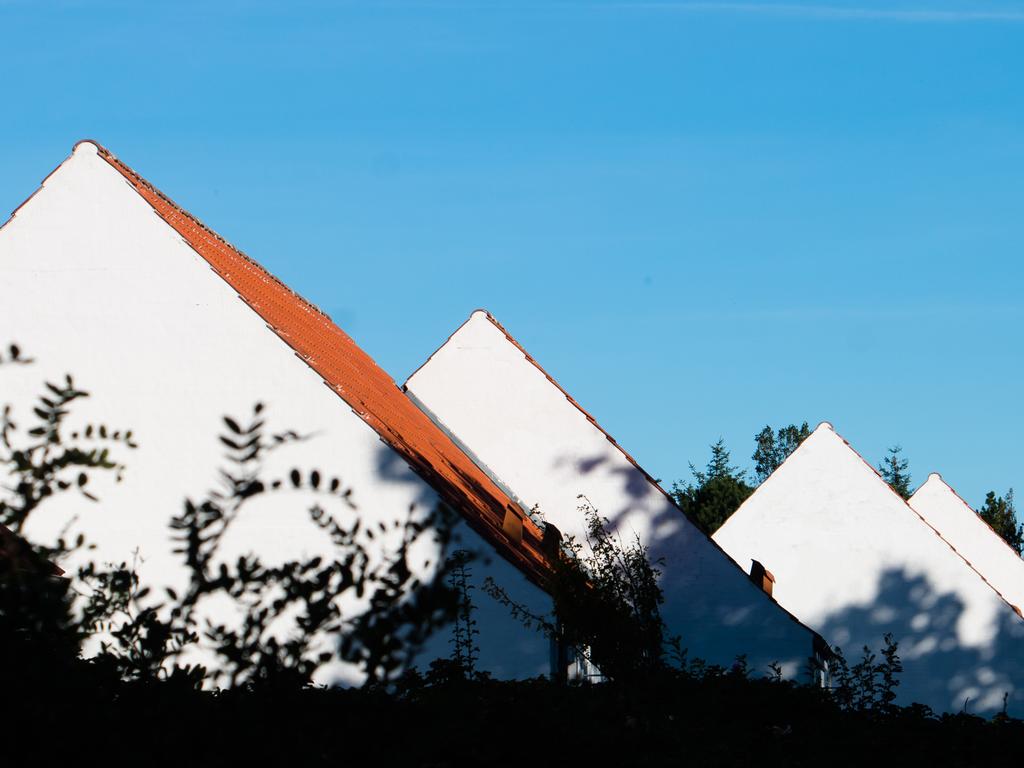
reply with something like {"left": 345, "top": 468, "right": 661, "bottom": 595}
{"left": 405, "top": 310, "right": 828, "bottom": 680}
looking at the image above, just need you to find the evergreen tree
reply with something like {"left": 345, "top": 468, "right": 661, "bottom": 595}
{"left": 671, "top": 440, "right": 754, "bottom": 534}
{"left": 878, "top": 445, "right": 912, "bottom": 500}
{"left": 978, "top": 489, "right": 1023, "bottom": 556}
{"left": 752, "top": 422, "right": 811, "bottom": 483}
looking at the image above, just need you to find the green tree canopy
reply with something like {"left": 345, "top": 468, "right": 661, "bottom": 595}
{"left": 752, "top": 422, "right": 811, "bottom": 483}
{"left": 671, "top": 440, "right": 754, "bottom": 535}
{"left": 978, "top": 489, "right": 1023, "bottom": 556}
{"left": 879, "top": 446, "right": 912, "bottom": 500}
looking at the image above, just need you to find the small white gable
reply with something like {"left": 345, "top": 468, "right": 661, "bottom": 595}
{"left": 406, "top": 310, "right": 824, "bottom": 679}
{"left": 713, "top": 423, "right": 1024, "bottom": 715}
{"left": 910, "top": 473, "right": 1024, "bottom": 616}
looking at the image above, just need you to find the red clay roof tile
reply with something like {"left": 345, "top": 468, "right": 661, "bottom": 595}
{"left": 85, "top": 143, "right": 550, "bottom": 586}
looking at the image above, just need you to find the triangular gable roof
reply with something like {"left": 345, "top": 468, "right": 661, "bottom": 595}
{"left": 12, "top": 141, "right": 548, "bottom": 585}
{"left": 715, "top": 423, "right": 1018, "bottom": 615}
{"left": 405, "top": 309, "right": 827, "bottom": 675}
{"left": 713, "top": 422, "right": 1024, "bottom": 713}
{"left": 910, "top": 473, "right": 1024, "bottom": 615}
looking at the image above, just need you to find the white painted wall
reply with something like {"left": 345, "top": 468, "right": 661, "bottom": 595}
{"left": 713, "top": 423, "right": 1024, "bottom": 715}
{"left": 0, "top": 144, "right": 551, "bottom": 683}
{"left": 910, "top": 473, "right": 1024, "bottom": 616}
{"left": 405, "top": 311, "right": 821, "bottom": 679}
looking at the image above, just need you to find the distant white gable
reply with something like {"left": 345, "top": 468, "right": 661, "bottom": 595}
{"left": 713, "top": 423, "right": 1024, "bottom": 715}
{"left": 405, "top": 310, "right": 827, "bottom": 679}
{"left": 0, "top": 143, "right": 552, "bottom": 683}
{"left": 910, "top": 473, "right": 1024, "bottom": 617}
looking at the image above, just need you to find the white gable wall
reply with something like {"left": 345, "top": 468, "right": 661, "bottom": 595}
{"left": 0, "top": 144, "right": 551, "bottom": 682}
{"left": 405, "top": 311, "right": 820, "bottom": 679}
{"left": 909, "top": 473, "right": 1024, "bottom": 616}
{"left": 713, "top": 424, "right": 1024, "bottom": 714}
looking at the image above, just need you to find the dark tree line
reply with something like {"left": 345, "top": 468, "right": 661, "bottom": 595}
{"left": 671, "top": 422, "right": 811, "bottom": 535}
{"left": 671, "top": 440, "right": 754, "bottom": 536}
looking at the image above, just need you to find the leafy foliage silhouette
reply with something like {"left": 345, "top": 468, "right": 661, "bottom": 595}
{"left": 1, "top": 343, "right": 139, "bottom": 683}
{"left": 1, "top": 346, "right": 460, "bottom": 691}
{"left": 829, "top": 633, "right": 904, "bottom": 715}
{"left": 0, "top": 347, "right": 136, "bottom": 553}
{"left": 446, "top": 549, "right": 480, "bottom": 678}
{"left": 485, "top": 496, "right": 669, "bottom": 683}
{"left": 153, "top": 403, "right": 460, "bottom": 688}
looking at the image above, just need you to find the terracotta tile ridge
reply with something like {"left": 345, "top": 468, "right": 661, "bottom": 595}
{"left": 71, "top": 143, "right": 549, "bottom": 587}
{"left": 85, "top": 142, "right": 334, "bottom": 325}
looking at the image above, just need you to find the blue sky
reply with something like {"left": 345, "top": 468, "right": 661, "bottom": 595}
{"left": 1, "top": 1, "right": 1021, "bottom": 507}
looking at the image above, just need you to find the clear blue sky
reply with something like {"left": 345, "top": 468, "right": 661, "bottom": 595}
{"left": 1, "top": 1, "right": 1021, "bottom": 508}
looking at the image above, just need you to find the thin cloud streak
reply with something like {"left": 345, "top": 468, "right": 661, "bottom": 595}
{"left": 592, "top": 2, "right": 1024, "bottom": 22}
{"left": 15, "top": 0, "right": 1018, "bottom": 21}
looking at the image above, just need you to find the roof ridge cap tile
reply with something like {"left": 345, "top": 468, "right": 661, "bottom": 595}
{"left": 91, "top": 144, "right": 334, "bottom": 324}
{"left": 86, "top": 144, "right": 551, "bottom": 587}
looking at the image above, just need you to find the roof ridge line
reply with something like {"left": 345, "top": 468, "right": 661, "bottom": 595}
{"left": 835, "top": 427, "right": 1020, "bottom": 609}
{"left": 87, "top": 142, "right": 334, "bottom": 325}
{"left": 912, "top": 473, "right": 1024, "bottom": 591}
{"left": 68, "top": 142, "right": 550, "bottom": 586}
{"left": 812, "top": 426, "right": 1022, "bottom": 617}
{"left": 477, "top": 310, "right": 667, "bottom": 498}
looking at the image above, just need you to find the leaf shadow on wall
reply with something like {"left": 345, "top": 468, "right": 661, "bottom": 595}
{"left": 816, "top": 567, "right": 1024, "bottom": 717}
